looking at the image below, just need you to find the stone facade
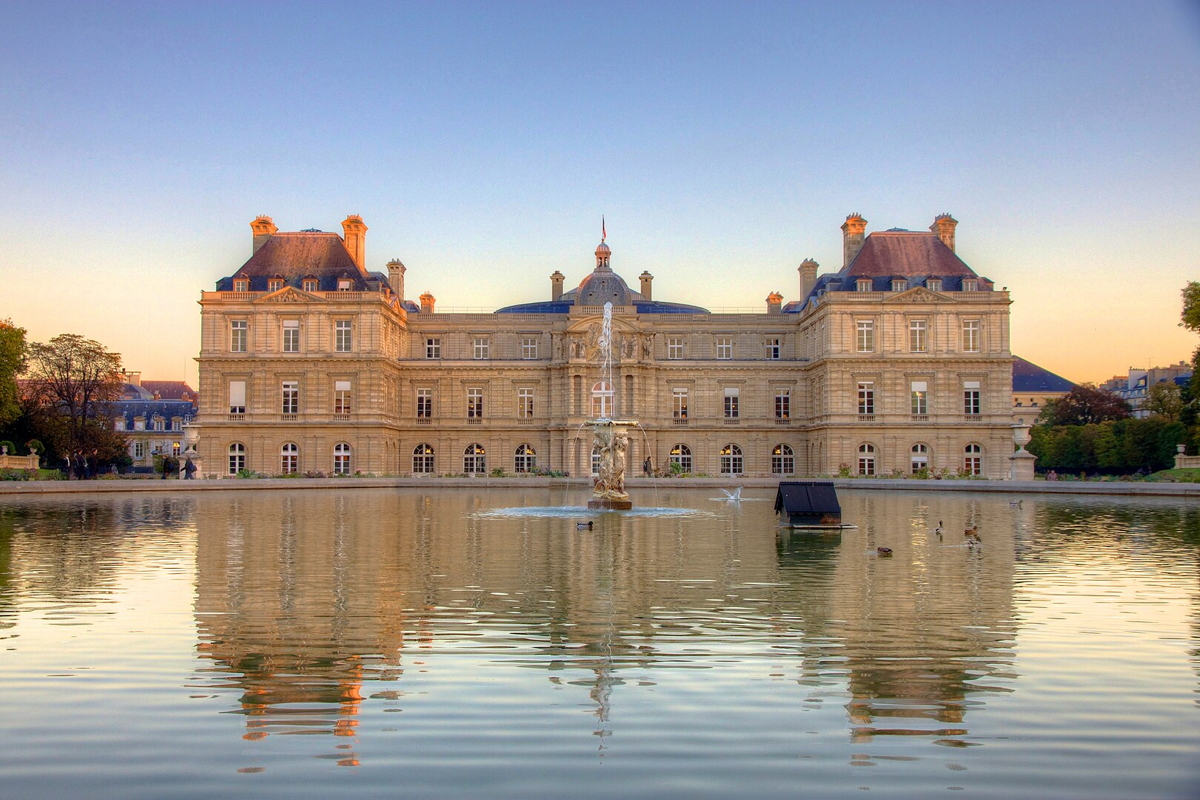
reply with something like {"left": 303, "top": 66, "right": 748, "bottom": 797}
{"left": 196, "top": 213, "right": 1014, "bottom": 479}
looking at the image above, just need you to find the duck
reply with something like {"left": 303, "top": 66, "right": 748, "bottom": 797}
{"left": 576, "top": 521, "right": 594, "bottom": 530}
{"left": 964, "top": 526, "right": 980, "bottom": 540}
{"left": 934, "top": 520, "right": 943, "bottom": 539}
{"left": 1009, "top": 499, "right": 1023, "bottom": 508}
{"left": 876, "top": 547, "right": 893, "bottom": 556}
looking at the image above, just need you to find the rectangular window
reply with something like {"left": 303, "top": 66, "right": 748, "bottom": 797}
{"left": 672, "top": 388, "right": 688, "bottom": 420}
{"left": 518, "top": 387, "right": 534, "bottom": 418}
{"left": 133, "top": 441, "right": 146, "bottom": 460}
{"left": 927, "top": 279, "right": 942, "bottom": 292}
{"left": 335, "top": 320, "right": 352, "bottom": 352}
{"left": 963, "top": 279, "right": 978, "bottom": 292}
{"left": 473, "top": 337, "right": 489, "bottom": 360}
{"left": 724, "top": 387, "right": 739, "bottom": 419}
{"left": 303, "top": 278, "right": 318, "bottom": 292}
{"left": 417, "top": 388, "right": 432, "bottom": 418}
{"left": 962, "top": 319, "right": 981, "bottom": 353}
{"left": 857, "top": 382, "right": 874, "bottom": 416}
{"left": 856, "top": 320, "right": 874, "bottom": 353}
{"left": 233, "top": 279, "right": 249, "bottom": 292}
{"left": 282, "top": 320, "right": 300, "bottom": 352}
{"left": 765, "top": 338, "right": 781, "bottom": 360}
{"left": 337, "top": 278, "right": 353, "bottom": 291}
{"left": 522, "top": 337, "right": 538, "bottom": 359}
{"left": 911, "top": 381, "right": 928, "bottom": 416}
{"left": 467, "top": 388, "right": 484, "bottom": 419}
{"left": 667, "top": 338, "right": 684, "bottom": 360}
{"left": 964, "top": 381, "right": 981, "bottom": 416}
{"left": 282, "top": 381, "right": 299, "bottom": 415}
{"left": 856, "top": 278, "right": 872, "bottom": 291}
{"left": 268, "top": 278, "right": 283, "bottom": 292}
{"left": 909, "top": 319, "right": 927, "bottom": 353}
{"left": 426, "top": 338, "right": 441, "bottom": 359}
{"left": 891, "top": 279, "right": 907, "bottom": 292}
{"left": 153, "top": 418, "right": 164, "bottom": 431}
{"left": 114, "top": 418, "right": 126, "bottom": 431}
{"left": 231, "top": 320, "right": 247, "bottom": 352}
{"left": 716, "top": 337, "right": 732, "bottom": 360}
{"left": 172, "top": 419, "right": 181, "bottom": 431}
{"left": 775, "top": 390, "right": 790, "bottom": 419}
{"left": 229, "top": 380, "right": 246, "bottom": 415}
{"left": 334, "top": 380, "right": 352, "bottom": 415}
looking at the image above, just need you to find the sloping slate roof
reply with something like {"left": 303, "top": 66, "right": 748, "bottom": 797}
{"left": 111, "top": 399, "right": 198, "bottom": 426}
{"left": 844, "top": 232, "right": 977, "bottom": 278}
{"left": 216, "top": 233, "right": 370, "bottom": 291}
{"left": 140, "top": 381, "right": 196, "bottom": 400}
{"left": 774, "top": 481, "right": 841, "bottom": 516}
{"left": 1012, "top": 356, "right": 1075, "bottom": 392}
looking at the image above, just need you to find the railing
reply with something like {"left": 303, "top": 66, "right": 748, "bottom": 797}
{"left": 416, "top": 417, "right": 432, "bottom": 424}
{"left": 911, "top": 414, "right": 929, "bottom": 422}
{"left": 333, "top": 413, "right": 350, "bottom": 422}
{"left": 280, "top": 414, "right": 298, "bottom": 422}
{"left": 228, "top": 412, "right": 245, "bottom": 421}
{"left": 672, "top": 417, "right": 688, "bottom": 425}
{"left": 517, "top": 417, "right": 537, "bottom": 424}
{"left": 858, "top": 414, "right": 875, "bottom": 422}
{"left": 775, "top": 418, "right": 790, "bottom": 424}
{"left": 723, "top": 418, "right": 740, "bottom": 425}
{"left": 963, "top": 414, "right": 982, "bottom": 422}
{"left": 467, "top": 418, "right": 482, "bottom": 424}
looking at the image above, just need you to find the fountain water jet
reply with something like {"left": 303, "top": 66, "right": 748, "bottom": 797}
{"left": 588, "top": 302, "right": 638, "bottom": 510}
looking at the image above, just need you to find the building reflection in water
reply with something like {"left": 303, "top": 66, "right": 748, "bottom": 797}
{"left": 191, "top": 488, "right": 1025, "bottom": 760}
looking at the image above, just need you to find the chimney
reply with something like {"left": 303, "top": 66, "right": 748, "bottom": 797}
{"left": 766, "top": 291, "right": 783, "bottom": 314}
{"left": 126, "top": 370, "right": 141, "bottom": 387}
{"left": 250, "top": 215, "right": 277, "bottom": 254}
{"left": 841, "top": 213, "right": 867, "bottom": 269}
{"left": 931, "top": 213, "right": 958, "bottom": 252}
{"left": 341, "top": 215, "right": 367, "bottom": 270}
{"left": 798, "top": 258, "right": 819, "bottom": 301}
{"left": 639, "top": 271, "right": 653, "bottom": 301}
{"left": 387, "top": 259, "right": 406, "bottom": 302}
{"left": 551, "top": 271, "right": 565, "bottom": 301}
{"left": 420, "top": 291, "right": 436, "bottom": 313}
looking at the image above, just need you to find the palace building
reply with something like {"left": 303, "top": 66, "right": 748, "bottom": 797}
{"left": 195, "top": 212, "right": 1014, "bottom": 478}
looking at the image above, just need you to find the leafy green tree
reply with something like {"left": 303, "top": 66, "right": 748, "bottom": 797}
{"left": 0, "top": 319, "right": 26, "bottom": 429}
{"left": 1038, "top": 384, "right": 1132, "bottom": 427}
{"left": 24, "top": 334, "right": 124, "bottom": 452}
{"left": 1144, "top": 381, "right": 1183, "bottom": 422}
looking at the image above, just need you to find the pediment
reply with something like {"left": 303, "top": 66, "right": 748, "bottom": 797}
{"left": 884, "top": 287, "right": 947, "bottom": 303}
{"left": 257, "top": 287, "right": 322, "bottom": 304}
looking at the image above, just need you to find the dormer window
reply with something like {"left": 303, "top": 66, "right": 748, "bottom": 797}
{"left": 962, "top": 279, "right": 978, "bottom": 292}
{"left": 303, "top": 278, "right": 318, "bottom": 292}
{"left": 927, "top": 279, "right": 942, "bottom": 292}
{"left": 233, "top": 278, "right": 249, "bottom": 292}
{"left": 267, "top": 277, "right": 283, "bottom": 292}
{"left": 856, "top": 279, "right": 872, "bottom": 292}
{"left": 337, "top": 278, "right": 353, "bottom": 291}
{"left": 114, "top": 417, "right": 126, "bottom": 432}
{"left": 891, "top": 279, "right": 907, "bottom": 292}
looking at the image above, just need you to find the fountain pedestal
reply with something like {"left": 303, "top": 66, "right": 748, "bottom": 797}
{"left": 587, "top": 419, "right": 637, "bottom": 510}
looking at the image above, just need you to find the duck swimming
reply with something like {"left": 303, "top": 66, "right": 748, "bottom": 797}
{"left": 577, "top": 521, "right": 593, "bottom": 530}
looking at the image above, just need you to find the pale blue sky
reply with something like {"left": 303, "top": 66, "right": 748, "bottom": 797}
{"left": 2, "top": 1, "right": 1198, "bottom": 385}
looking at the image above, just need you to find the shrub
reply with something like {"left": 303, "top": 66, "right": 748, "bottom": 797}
{"left": 0, "top": 468, "right": 32, "bottom": 481}
{"left": 490, "top": 467, "right": 507, "bottom": 477}
{"left": 0, "top": 440, "right": 15, "bottom": 456}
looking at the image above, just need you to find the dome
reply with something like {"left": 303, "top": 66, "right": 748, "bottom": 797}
{"left": 576, "top": 270, "right": 632, "bottom": 306}
{"left": 595, "top": 241, "right": 611, "bottom": 255}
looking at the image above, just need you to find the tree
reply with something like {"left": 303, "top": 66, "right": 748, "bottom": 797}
{"left": 1144, "top": 381, "right": 1183, "bottom": 422}
{"left": 24, "top": 334, "right": 124, "bottom": 452}
{"left": 0, "top": 319, "right": 26, "bottom": 429}
{"left": 1038, "top": 384, "right": 1132, "bottom": 427}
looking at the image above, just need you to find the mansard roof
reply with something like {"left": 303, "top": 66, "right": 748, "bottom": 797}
{"left": 1012, "top": 356, "right": 1075, "bottom": 393}
{"left": 844, "top": 231, "right": 978, "bottom": 278}
{"left": 215, "top": 232, "right": 377, "bottom": 291}
{"left": 139, "top": 380, "right": 196, "bottom": 401}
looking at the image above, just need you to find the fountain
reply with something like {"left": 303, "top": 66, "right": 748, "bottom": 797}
{"left": 587, "top": 302, "right": 638, "bottom": 510}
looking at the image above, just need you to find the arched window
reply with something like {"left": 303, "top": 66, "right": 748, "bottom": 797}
{"left": 333, "top": 442, "right": 352, "bottom": 475}
{"left": 412, "top": 443, "right": 434, "bottom": 474}
{"left": 669, "top": 443, "right": 692, "bottom": 474}
{"left": 964, "top": 444, "right": 982, "bottom": 476}
{"left": 591, "top": 381, "right": 613, "bottom": 419}
{"left": 464, "top": 443, "right": 486, "bottom": 475}
{"left": 772, "top": 444, "right": 794, "bottom": 475}
{"left": 911, "top": 443, "right": 929, "bottom": 475}
{"left": 281, "top": 442, "right": 299, "bottom": 475}
{"left": 720, "top": 444, "right": 743, "bottom": 476}
{"left": 228, "top": 442, "right": 246, "bottom": 475}
{"left": 514, "top": 443, "right": 536, "bottom": 473}
{"left": 858, "top": 443, "right": 876, "bottom": 476}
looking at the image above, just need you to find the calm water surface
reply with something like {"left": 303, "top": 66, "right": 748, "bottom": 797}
{"left": 1, "top": 487, "right": 1198, "bottom": 799}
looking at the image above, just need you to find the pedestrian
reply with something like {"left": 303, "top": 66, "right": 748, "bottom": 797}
{"left": 643, "top": 456, "right": 652, "bottom": 477}
{"left": 87, "top": 450, "right": 99, "bottom": 479}
{"left": 161, "top": 454, "right": 172, "bottom": 479}
{"left": 184, "top": 458, "right": 197, "bottom": 480}
{"left": 73, "top": 451, "right": 85, "bottom": 480}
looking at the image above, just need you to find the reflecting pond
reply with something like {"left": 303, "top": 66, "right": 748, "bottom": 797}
{"left": 1, "top": 487, "right": 1198, "bottom": 799}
